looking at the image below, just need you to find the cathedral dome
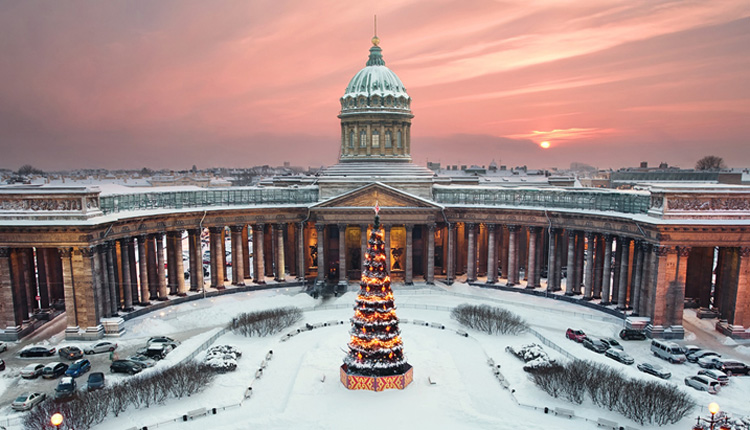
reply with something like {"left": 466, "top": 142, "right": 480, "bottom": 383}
{"left": 340, "top": 38, "right": 411, "bottom": 116}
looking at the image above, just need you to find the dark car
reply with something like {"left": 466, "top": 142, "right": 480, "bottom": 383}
{"left": 716, "top": 360, "right": 750, "bottom": 376}
{"left": 110, "top": 359, "right": 142, "bottom": 375}
{"left": 87, "top": 372, "right": 105, "bottom": 390}
{"left": 619, "top": 328, "right": 647, "bottom": 341}
{"left": 637, "top": 362, "right": 671, "bottom": 379}
{"left": 566, "top": 328, "right": 586, "bottom": 342}
{"left": 58, "top": 346, "right": 84, "bottom": 360}
{"left": 42, "top": 362, "right": 69, "bottom": 379}
{"left": 55, "top": 377, "right": 77, "bottom": 400}
{"left": 141, "top": 344, "right": 172, "bottom": 360}
{"left": 605, "top": 348, "right": 634, "bottom": 364}
{"left": 582, "top": 337, "right": 608, "bottom": 353}
{"left": 19, "top": 345, "right": 56, "bottom": 358}
{"left": 600, "top": 338, "right": 623, "bottom": 350}
{"left": 65, "top": 359, "right": 91, "bottom": 378}
{"left": 0, "top": 359, "right": 5, "bottom": 371}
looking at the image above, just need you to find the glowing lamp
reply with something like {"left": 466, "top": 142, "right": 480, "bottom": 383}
{"left": 50, "top": 413, "right": 63, "bottom": 427}
{"left": 708, "top": 403, "right": 720, "bottom": 415}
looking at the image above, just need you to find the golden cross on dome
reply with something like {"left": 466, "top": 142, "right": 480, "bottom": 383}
{"left": 372, "top": 15, "right": 380, "bottom": 46}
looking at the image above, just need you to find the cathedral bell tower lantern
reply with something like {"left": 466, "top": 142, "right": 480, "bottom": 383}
{"left": 338, "top": 35, "right": 413, "bottom": 163}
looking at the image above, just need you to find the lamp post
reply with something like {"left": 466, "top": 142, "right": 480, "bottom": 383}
{"left": 50, "top": 412, "right": 63, "bottom": 428}
{"left": 692, "top": 403, "right": 731, "bottom": 430}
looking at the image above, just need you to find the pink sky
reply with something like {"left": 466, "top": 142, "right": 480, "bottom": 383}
{"left": 1, "top": 0, "right": 749, "bottom": 171}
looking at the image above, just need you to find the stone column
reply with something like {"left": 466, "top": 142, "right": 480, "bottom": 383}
{"left": 611, "top": 238, "right": 623, "bottom": 304}
{"left": 120, "top": 238, "right": 134, "bottom": 311}
{"left": 466, "top": 223, "right": 477, "bottom": 283}
{"left": 146, "top": 235, "right": 158, "bottom": 299}
{"left": 600, "top": 235, "right": 613, "bottom": 304}
{"left": 583, "top": 232, "right": 595, "bottom": 299}
{"left": 384, "top": 224, "right": 391, "bottom": 275}
{"left": 526, "top": 227, "right": 539, "bottom": 288}
{"left": 638, "top": 244, "right": 653, "bottom": 317}
{"left": 732, "top": 247, "right": 750, "bottom": 328}
{"left": 59, "top": 247, "right": 78, "bottom": 333}
{"left": 174, "top": 231, "right": 187, "bottom": 295}
{"left": 254, "top": 224, "right": 265, "bottom": 284}
{"left": 574, "top": 231, "right": 585, "bottom": 294}
{"left": 338, "top": 224, "right": 347, "bottom": 287}
{"left": 648, "top": 246, "right": 688, "bottom": 339}
{"left": 617, "top": 238, "right": 631, "bottom": 309}
{"left": 97, "top": 245, "right": 112, "bottom": 318}
{"left": 137, "top": 236, "right": 150, "bottom": 305}
{"left": 565, "top": 230, "right": 576, "bottom": 295}
{"left": 231, "top": 226, "right": 245, "bottom": 286}
{"left": 426, "top": 224, "right": 435, "bottom": 284}
{"left": 631, "top": 241, "right": 646, "bottom": 315}
{"left": 105, "top": 242, "right": 119, "bottom": 314}
{"left": 296, "top": 223, "right": 305, "bottom": 281}
{"left": 486, "top": 224, "right": 497, "bottom": 284}
{"left": 222, "top": 228, "right": 229, "bottom": 281}
{"left": 546, "top": 228, "right": 557, "bottom": 291}
{"left": 166, "top": 232, "right": 177, "bottom": 295}
{"left": 242, "top": 226, "right": 251, "bottom": 280}
{"left": 156, "top": 233, "right": 168, "bottom": 298}
{"left": 446, "top": 223, "right": 456, "bottom": 284}
{"left": 91, "top": 245, "right": 104, "bottom": 321}
{"left": 275, "top": 223, "right": 286, "bottom": 282}
{"left": 506, "top": 226, "right": 518, "bottom": 286}
{"left": 0, "top": 248, "right": 24, "bottom": 330}
{"left": 593, "top": 234, "right": 604, "bottom": 299}
{"left": 315, "top": 224, "right": 325, "bottom": 286}
{"left": 187, "top": 229, "right": 202, "bottom": 291}
{"left": 72, "top": 247, "right": 102, "bottom": 335}
{"left": 405, "top": 224, "right": 414, "bottom": 285}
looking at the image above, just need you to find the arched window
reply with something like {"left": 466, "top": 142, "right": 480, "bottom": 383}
{"left": 396, "top": 131, "right": 402, "bottom": 148}
{"left": 385, "top": 131, "right": 392, "bottom": 148}
{"left": 348, "top": 131, "right": 354, "bottom": 148}
{"left": 360, "top": 130, "right": 367, "bottom": 147}
{"left": 372, "top": 130, "right": 380, "bottom": 148}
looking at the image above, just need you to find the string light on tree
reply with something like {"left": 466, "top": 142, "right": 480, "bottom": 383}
{"left": 340, "top": 200, "right": 413, "bottom": 391}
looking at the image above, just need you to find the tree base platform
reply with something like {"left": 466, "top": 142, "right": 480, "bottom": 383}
{"left": 340, "top": 364, "right": 413, "bottom": 391}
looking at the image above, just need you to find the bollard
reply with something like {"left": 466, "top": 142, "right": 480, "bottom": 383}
{"left": 544, "top": 407, "right": 549, "bottom": 414}
{"left": 183, "top": 415, "right": 188, "bottom": 422}
{"left": 212, "top": 407, "right": 217, "bottom": 415}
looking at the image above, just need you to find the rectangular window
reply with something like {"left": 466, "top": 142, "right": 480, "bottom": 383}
{"left": 372, "top": 131, "right": 380, "bottom": 148}
{"left": 385, "top": 131, "right": 392, "bottom": 148}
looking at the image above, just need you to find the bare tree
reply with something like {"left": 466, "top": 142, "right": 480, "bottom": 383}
{"left": 695, "top": 155, "right": 727, "bottom": 170}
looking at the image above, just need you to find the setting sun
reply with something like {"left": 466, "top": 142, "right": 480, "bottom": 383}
{"left": 540, "top": 141, "right": 551, "bottom": 149}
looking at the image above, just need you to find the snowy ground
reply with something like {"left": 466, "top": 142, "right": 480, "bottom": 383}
{"left": 5, "top": 281, "right": 750, "bottom": 430}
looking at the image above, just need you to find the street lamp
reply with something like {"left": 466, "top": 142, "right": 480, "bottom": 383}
{"left": 50, "top": 412, "right": 63, "bottom": 428}
{"left": 692, "top": 402, "right": 731, "bottom": 430}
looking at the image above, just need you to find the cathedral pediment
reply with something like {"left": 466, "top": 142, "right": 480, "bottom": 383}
{"left": 312, "top": 182, "right": 440, "bottom": 210}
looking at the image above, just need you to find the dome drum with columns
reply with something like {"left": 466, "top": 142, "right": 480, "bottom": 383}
{"left": 338, "top": 36, "right": 413, "bottom": 163}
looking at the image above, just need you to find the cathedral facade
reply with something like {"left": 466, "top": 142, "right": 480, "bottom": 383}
{"left": 1, "top": 38, "right": 750, "bottom": 341}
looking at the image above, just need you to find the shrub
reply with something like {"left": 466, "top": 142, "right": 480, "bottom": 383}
{"left": 228, "top": 306, "right": 303, "bottom": 337}
{"left": 451, "top": 304, "right": 528, "bottom": 335}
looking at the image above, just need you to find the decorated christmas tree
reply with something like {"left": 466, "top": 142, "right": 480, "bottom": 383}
{"left": 341, "top": 205, "right": 412, "bottom": 390}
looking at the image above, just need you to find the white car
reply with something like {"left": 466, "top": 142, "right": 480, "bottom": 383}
{"left": 11, "top": 392, "right": 46, "bottom": 411}
{"left": 85, "top": 341, "right": 117, "bottom": 355}
{"left": 0, "top": 341, "right": 8, "bottom": 353}
{"left": 20, "top": 363, "right": 44, "bottom": 379}
{"left": 697, "top": 369, "right": 729, "bottom": 386}
{"left": 684, "top": 375, "right": 721, "bottom": 394}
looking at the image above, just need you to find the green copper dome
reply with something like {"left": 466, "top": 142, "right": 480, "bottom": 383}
{"left": 340, "top": 40, "right": 411, "bottom": 115}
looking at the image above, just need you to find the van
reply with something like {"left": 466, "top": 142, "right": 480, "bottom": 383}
{"left": 651, "top": 340, "right": 686, "bottom": 363}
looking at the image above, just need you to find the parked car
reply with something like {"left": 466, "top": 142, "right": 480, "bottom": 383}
{"left": 583, "top": 337, "right": 608, "bottom": 353}
{"left": 651, "top": 340, "right": 686, "bottom": 364}
{"left": 637, "top": 362, "right": 671, "bottom": 379}
{"left": 698, "top": 356, "right": 724, "bottom": 369}
{"left": 58, "top": 346, "right": 84, "bottom": 360}
{"left": 20, "top": 363, "right": 45, "bottom": 379}
{"left": 55, "top": 377, "right": 77, "bottom": 399}
{"left": 140, "top": 344, "right": 172, "bottom": 360}
{"left": 716, "top": 359, "right": 750, "bottom": 376}
{"left": 619, "top": 329, "right": 647, "bottom": 341}
{"left": 0, "top": 341, "right": 8, "bottom": 352}
{"left": 566, "top": 328, "right": 587, "bottom": 342}
{"left": 11, "top": 392, "right": 46, "bottom": 411}
{"left": 19, "top": 345, "right": 56, "bottom": 358}
{"left": 698, "top": 369, "right": 729, "bottom": 386}
{"left": 87, "top": 372, "right": 105, "bottom": 391}
{"left": 110, "top": 359, "right": 142, "bottom": 375}
{"left": 684, "top": 375, "right": 721, "bottom": 394}
{"left": 681, "top": 345, "right": 701, "bottom": 356}
{"left": 128, "top": 355, "right": 157, "bottom": 368}
{"left": 0, "top": 359, "right": 5, "bottom": 371}
{"left": 42, "top": 362, "right": 69, "bottom": 379}
{"left": 605, "top": 348, "right": 634, "bottom": 364}
{"left": 147, "top": 336, "right": 181, "bottom": 348}
{"left": 85, "top": 341, "right": 117, "bottom": 355}
{"left": 600, "top": 338, "right": 624, "bottom": 351}
{"left": 65, "top": 359, "right": 91, "bottom": 378}
{"left": 686, "top": 350, "right": 721, "bottom": 363}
